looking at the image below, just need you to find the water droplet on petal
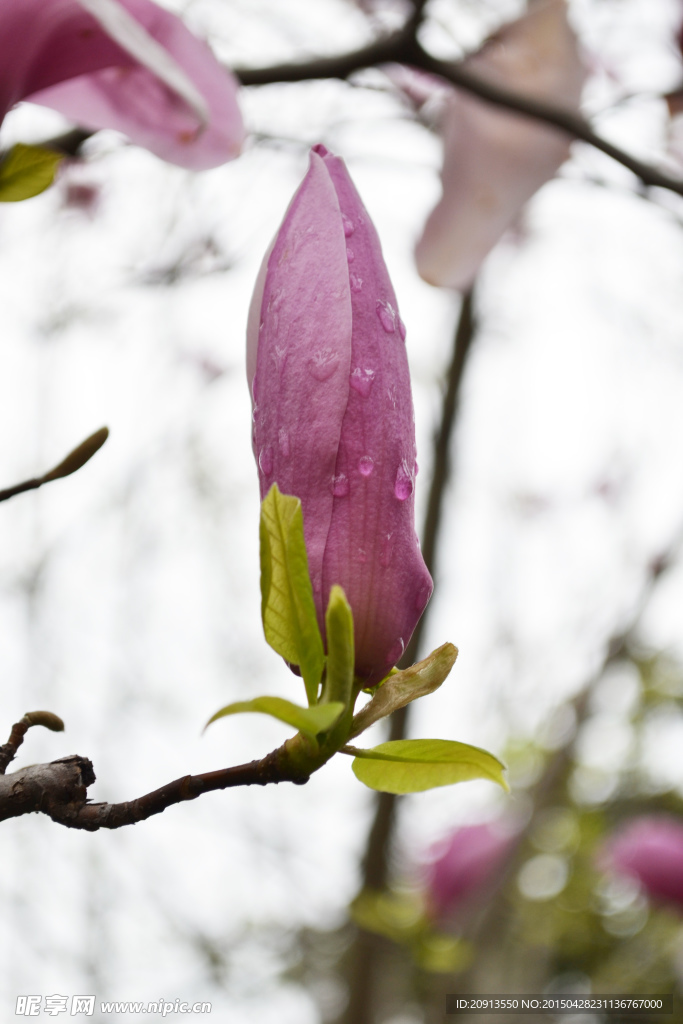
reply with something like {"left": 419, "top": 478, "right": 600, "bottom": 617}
{"left": 388, "top": 637, "right": 405, "bottom": 665}
{"left": 346, "top": 247, "right": 355, "bottom": 263}
{"left": 272, "top": 345, "right": 288, "bottom": 373}
{"left": 358, "top": 455, "right": 374, "bottom": 477}
{"left": 380, "top": 533, "right": 393, "bottom": 568}
{"left": 259, "top": 446, "right": 273, "bottom": 477}
{"left": 394, "top": 460, "right": 414, "bottom": 501}
{"left": 278, "top": 429, "right": 290, "bottom": 457}
{"left": 270, "top": 287, "right": 285, "bottom": 310}
{"left": 397, "top": 316, "right": 407, "bottom": 341}
{"left": 358, "top": 547, "right": 367, "bottom": 564}
{"left": 350, "top": 273, "right": 363, "bottom": 293}
{"left": 331, "top": 473, "right": 349, "bottom": 497}
{"left": 309, "top": 348, "right": 340, "bottom": 382}
{"left": 415, "top": 582, "right": 431, "bottom": 612}
{"left": 349, "top": 367, "right": 376, "bottom": 397}
{"left": 342, "top": 214, "right": 354, "bottom": 237}
{"left": 387, "top": 384, "right": 398, "bottom": 409}
{"left": 376, "top": 300, "right": 396, "bottom": 334}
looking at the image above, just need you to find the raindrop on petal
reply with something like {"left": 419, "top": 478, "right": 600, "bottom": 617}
{"left": 380, "top": 533, "right": 393, "bottom": 568}
{"left": 349, "top": 367, "right": 376, "bottom": 397}
{"left": 342, "top": 213, "right": 355, "bottom": 237}
{"left": 394, "top": 460, "right": 414, "bottom": 501}
{"left": 331, "top": 474, "right": 349, "bottom": 497}
{"left": 358, "top": 456, "right": 374, "bottom": 477}
{"left": 376, "top": 300, "right": 396, "bottom": 334}
{"left": 346, "top": 247, "right": 355, "bottom": 263}
{"left": 259, "top": 446, "right": 274, "bottom": 476}
{"left": 350, "top": 273, "right": 363, "bottom": 293}
{"left": 309, "top": 348, "right": 340, "bottom": 382}
{"left": 415, "top": 582, "right": 431, "bottom": 613}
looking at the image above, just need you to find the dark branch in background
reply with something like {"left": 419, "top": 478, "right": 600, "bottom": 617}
{"left": 236, "top": 31, "right": 683, "bottom": 199}
{"left": 342, "top": 291, "right": 476, "bottom": 1024}
{"left": 22, "top": 9, "right": 683, "bottom": 200}
{"left": 0, "top": 427, "right": 109, "bottom": 504}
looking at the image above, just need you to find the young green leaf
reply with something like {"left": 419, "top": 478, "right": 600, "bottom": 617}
{"left": 259, "top": 485, "right": 325, "bottom": 704}
{"left": 350, "top": 642, "right": 458, "bottom": 738}
{"left": 0, "top": 144, "right": 63, "bottom": 202}
{"left": 205, "top": 696, "right": 344, "bottom": 738}
{"left": 349, "top": 738, "right": 508, "bottom": 794}
{"left": 322, "top": 584, "right": 354, "bottom": 709}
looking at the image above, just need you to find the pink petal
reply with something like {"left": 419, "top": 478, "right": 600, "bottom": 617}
{"left": 0, "top": 0, "right": 243, "bottom": 170}
{"left": 425, "top": 823, "right": 515, "bottom": 920}
{"left": 415, "top": 0, "right": 586, "bottom": 289}
{"left": 315, "top": 145, "right": 433, "bottom": 683}
{"left": 251, "top": 149, "right": 353, "bottom": 605}
{"left": 603, "top": 816, "right": 683, "bottom": 909}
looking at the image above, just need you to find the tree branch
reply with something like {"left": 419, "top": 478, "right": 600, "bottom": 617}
{"left": 235, "top": 32, "right": 683, "bottom": 200}
{"left": 0, "top": 727, "right": 310, "bottom": 831}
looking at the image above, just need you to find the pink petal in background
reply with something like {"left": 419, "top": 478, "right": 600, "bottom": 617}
{"left": 1, "top": 0, "right": 243, "bottom": 170}
{"left": 415, "top": 0, "right": 586, "bottom": 290}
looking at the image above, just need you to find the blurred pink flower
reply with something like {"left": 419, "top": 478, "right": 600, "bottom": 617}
{"left": 425, "top": 822, "right": 516, "bottom": 921}
{"left": 247, "top": 144, "right": 432, "bottom": 684}
{"left": 415, "top": 0, "right": 586, "bottom": 290}
{"left": 602, "top": 816, "right": 683, "bottom": 910}
{"left": 1, "top": 0, "right": 243, "bottom": 169}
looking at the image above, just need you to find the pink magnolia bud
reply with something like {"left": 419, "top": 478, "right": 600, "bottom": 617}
{"left": 601, "top": 816, "right": 683, "bottom": 910}
{"left": 415, "top": 0, "right": 586, "bottom": 290}
{"left": 247, "top": 145, "right": 433, "bottom": 684}
{"left": 424, "top": 823, "right": 515, "bottom": 921}
{"left": 0, "top": 0, "right": 243, "bottom": 169}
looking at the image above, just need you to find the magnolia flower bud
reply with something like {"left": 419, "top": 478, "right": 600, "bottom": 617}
{"left": 601, "top": 816, "right": 683, "bottom": 910}
{"left": 415, "top": 0, "right": 586, "bottom": 290}
{"left": 423, "top": 823, "right": 515, "bottom": 921}
{"left": 247, "top": 144, "right": 432, "bottom": 684}
{"left": 1, "top": 0, "right": 243, "bottom": 169}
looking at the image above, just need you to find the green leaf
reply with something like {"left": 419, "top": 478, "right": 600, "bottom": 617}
{"left": 414, "top": 933, "right": 473, "bottom": 974}
{"left": 350, "top": 889, "right": 425, "bottom": 945}
{"left": 259, "top": 484, "right": 325, "bottom": 704}
{"left": 322, "top": 585, "right": 354, "bottom": 709}
{"left": 350, "top": 738, "right": 508, "bottom": 794}
{"left": 350, "top": 642, "right": 458, "bottom": 738}
{"left": 205, "top": 696, "right": 344, "bottom": 738}
{"left": 0, "top": 144, "right": 63, "bottom": 202}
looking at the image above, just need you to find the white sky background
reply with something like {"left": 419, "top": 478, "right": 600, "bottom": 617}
{"left": 1, "top": 0, "right": 683, "bottom": 1020}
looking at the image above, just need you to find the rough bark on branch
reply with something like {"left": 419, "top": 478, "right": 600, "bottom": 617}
{"left": 0, "top": 744, "right": 310, "bottom": 831}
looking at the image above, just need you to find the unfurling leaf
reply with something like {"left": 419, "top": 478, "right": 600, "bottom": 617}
{"left": 205, "top": 696, "right": 344, "bottom": 738}
{"left": 322, "top": 585, "right": 354, "bottom": 709}
{"left": 350, "top": 642, "right": 458, "bottom": 738}
{"left": 41, "top": 427, "right": 109, "bottom": 482}
{"left": 0, "top": 144, "right": 63, "bottom": 202}
{"left": 259, "top": 485, "right": 325, "bottom": 704}
{"left": 350, "top": 738, "right": 508, "bottom": 794}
